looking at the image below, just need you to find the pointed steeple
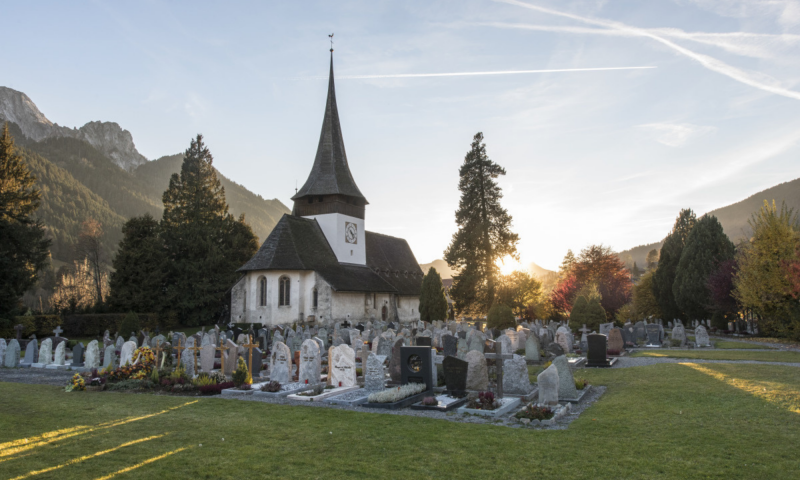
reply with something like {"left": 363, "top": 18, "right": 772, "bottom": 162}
{"left": 292, "top": 54, "right": 367, "bottom": 204}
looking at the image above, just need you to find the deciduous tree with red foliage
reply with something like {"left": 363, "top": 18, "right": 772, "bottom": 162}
{"left": 706, "top": 258, "right": 738, "bottom": 327}
{"left": 550, "top": 274, "right": 578, "bottom": 317}
{"left": 783, "top": 246, "right": 800, "bottom": 299}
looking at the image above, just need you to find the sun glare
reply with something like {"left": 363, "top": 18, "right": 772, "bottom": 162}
{"left": 497, "top": 255, "right": 523, "bottom": 276}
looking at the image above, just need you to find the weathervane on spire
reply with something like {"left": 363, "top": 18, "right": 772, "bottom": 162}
{"left": 329, "top": 33, "right": 334, "bottom": 52}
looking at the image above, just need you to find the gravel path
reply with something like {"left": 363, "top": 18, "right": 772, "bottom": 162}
{"left": 0, "top": 367, "right": 75, "bottom": 386}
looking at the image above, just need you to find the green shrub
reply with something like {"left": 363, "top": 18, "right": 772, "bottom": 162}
{"left": 232, "top": 357, "right": 251, "bottom": 387}
{"left": 118, "top": 312, "right": 141, "bottom": 338}
{"left": 569, "top": 296, "right": 588, "bottom": 331}
{"left": 2, "top": 315, "right": 62, "bottom": 338}
{"left": 584, "top": 299, "right": 607, "bottom": 331}
{"left": 487, "top": 304, "right": 515, "bottom": 330}
{"left": 106, "top": 379, "right": 145, "bottom": 391}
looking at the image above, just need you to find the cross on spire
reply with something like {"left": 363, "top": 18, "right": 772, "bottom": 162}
{"left": 329, "top": 33, "right": 334, "bottom": 52}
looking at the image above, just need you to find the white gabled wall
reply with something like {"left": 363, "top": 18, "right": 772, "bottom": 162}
{"left": 305, "top": 213, "right": 366, "bottom": 265}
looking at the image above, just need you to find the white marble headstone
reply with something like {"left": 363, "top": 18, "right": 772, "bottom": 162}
{"left": 269, "top": 341, "right": 292, "bottom": 384}
{"left": 298, "top": 339, "right": 321, "bottom": 385}
{"left": 328, "top": 344, "right": 356, "bottom": 388}
{"left": 119, "top": 341, "right": 136, "bottom": 367}
{"left": 84, "top": 340, "right": 100, "bottom": 370}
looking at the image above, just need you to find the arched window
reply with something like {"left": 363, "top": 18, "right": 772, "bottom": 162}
{"left": 396, "top": 296, "right": 401, "bottom": 308}
{"left": 313, "top": 288, "right": 318, "bottom": 309}
{"left": 259, "top": 277, "right": 267, "bottom": 307}
{"left": 279, "top": 276, "right": 291, "bottom": 306}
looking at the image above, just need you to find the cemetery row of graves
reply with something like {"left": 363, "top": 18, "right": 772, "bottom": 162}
{"left": 1, "top": 317, "right": 714, "bottom": 426}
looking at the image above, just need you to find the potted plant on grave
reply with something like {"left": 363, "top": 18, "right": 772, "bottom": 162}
{"left": 232, "top": 357, "right": 252, "bottom": 389}
{"left": 466, "top": 391, "right": 499, "bottom": 411}
{"left": 261, "top": 381, "right": 282, "bottom": 393}
{"left": 514, "top": 404, "right": 554, "bottom": 422}
{"left": 574, "top": 378, "right": 589, "bottom": 390}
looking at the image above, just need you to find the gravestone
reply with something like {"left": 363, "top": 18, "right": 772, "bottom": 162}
{"left": 599, "top": 322, "right": 614, "bottom": 337}
{"left": 364, "top": 353, "right": 386, "bottom": 391}
{"left": 270, "top": 342, "right": 292, "bottom": 384}
{"left": 103, "top": 345, "right": 116, "bottom": 369}
{"left": 115, "top": 337, "right": 124, "bottom": 350}
{"left": 181, "top": 347, "right": 195, "bottom": 377}
{"left": 200, "top": 344, "right": 216, "bottom": 373}
{"left": 329, "top": 344, "right": 356, "bottom": 388}
{"left": 695, "top": 325, "right": 711, "bottom": 347}
{"left": 545, "top": 342, "right": 565, "bottom": 357}
{"left": 52, "top": 341, "right": 66, "bottom": 366}
{"left": 555, "top": 331, "right": 572, "bottom": 354}
{"left": 224, "top": 340, "right": 238, "bottom": 376}
{"left": 416, "top": 336, "right": 432, "bottom": 347}
{"left": 537, "top": 364, "right": 559, "bottom": 406}
{"left": 607, "top": 328, "right": 624, "bottom": 352}
{"left": 438, "top": 334, "right": 455, "bottom": 358}
{"left": 400, "top": 346, "right": 434, "bottom": 392}
{"left": 552, "top": 355, "right": 578, "bottom": 400}
{"left": 525, "top": 334, "right": 540, "bottom": 361}
{"left": 646, "top": 324, "right": 662, "bottom": 346}
{"left": 442, "top": 356, "right": 468, "bottom": 397}
{"left": 72, "top": 342, "right": 85, "bottom": 368}
{"left": 298, "top": 339, "right": 321, "bottom": 385}
{"left": 496, "top": 335, "right": 513, "bottom": 356}
{"left": 23, "top": 339, "right": 38, "bottom": 365}
{"left": 506, "top": 330, "right": 520, "bottom": 351}
{"left": 377, "top": 331, "right": 394, "bottom": 360}
{"left": 464, "top": 350, "right": 488, "bottom": 391}
{"left": 621, "top": 326, "right": 636, "bottom": 347}
{"left": 0, "top": 339, "right": 5, "bottom": 366}
{"left": 586, "top": 334, "right": 612, "bottom": 367}
{"left": 251, "top": 348, "right": 263, "bottom": 377}
{"left": 456, "top": 338, "right": 468, "bottom": 360}
{"left": 671, "top": 324, "right": 687, "bottom": 347}
{"left": 503, "top": 354, "right": 532, "bottom": 394}
{"left": 634, "top": 321, "right": 647, "bottom": 343}
{"left": 38, "top": 338, "right": 53, "bottom": 366}
{"left": 388, "top": 339, "right": 404, "bottom": 383}
{"left": 119, "top": 341, "right": 136, "bottom": 367}
{"left": 467, "top": 331, "right": 484, "bottom": 353}
{"left": 4, "top": 339, "right": 20, "bottom": 368}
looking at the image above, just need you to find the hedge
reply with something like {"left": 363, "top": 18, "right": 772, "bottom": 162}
{"left": 2, "top": 313, "right": 175, "bottom": 339}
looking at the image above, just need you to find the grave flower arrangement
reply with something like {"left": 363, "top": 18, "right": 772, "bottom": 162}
{"left": 514, "top": 404, "right": 554, "bottom": 421}
{"left": 421, "top": 396, "right": 438, "bottom": 406}
{"left": 574, "top": 378, "right": 589, "bottom": 390}
{"left": 367, "top": 382, "right": 426, "bottom": 403}
{"left": 261, "top": 381, "right": 282, "bottom": 393}
{"left": 65, "top": 373, "right": 85, "bottom": 392}
{"left": 466, "top": 391, "right": 499, "bottom": 411}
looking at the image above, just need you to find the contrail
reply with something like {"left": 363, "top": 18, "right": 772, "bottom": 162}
{"left": 495, "top": 0, "right": 800, "bottom": 101}
{"left": 333, "top": 66, "right": 656, "bottom": 79}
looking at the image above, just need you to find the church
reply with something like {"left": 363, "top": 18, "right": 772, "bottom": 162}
{"left": 231, "top": 55, "right": 423, "bottom": 327}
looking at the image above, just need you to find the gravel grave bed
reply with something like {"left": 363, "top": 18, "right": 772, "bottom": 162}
{"left": 0, "top": 367, "right": 76, "bottom": 386}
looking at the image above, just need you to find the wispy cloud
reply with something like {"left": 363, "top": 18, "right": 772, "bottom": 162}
{"left": 308, "top": 66, "right": 656, "bottom": 80}
{"left": 638, "top": 123, "right": 717, "bottom": 147}
{"left": 494, "top": 0, "right": 800, "bottom": 100}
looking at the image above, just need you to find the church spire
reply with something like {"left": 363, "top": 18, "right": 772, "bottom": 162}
{"left": 292, "top": 52, "right": 367, "bottom": 204}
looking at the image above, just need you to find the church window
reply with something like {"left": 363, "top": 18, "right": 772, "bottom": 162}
{"left": 373, "top": 293, "right": 376, "bottom": 308}
{"left": 259, "top": 277, "right": 267, "bottom": 306}
{"left": 307, "top": 197, "right": 313, "bottom": 204}
{"left": 279, "top": 276, "right": 291, "bottom": 306}
{"left": 317, "top": 196, "right": 323, "bottom": 202}
{"left": 313, "top": 288, "right": 318, "bottom": 309}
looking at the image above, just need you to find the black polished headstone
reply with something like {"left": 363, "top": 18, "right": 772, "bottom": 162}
{"left": 442, "top": 335, "right": 458, "bottom": 357}
{"left": 400, "top": 346, "right": 433, "bottom": 392}
{"left": 457, "top": 331, "right": 467, "bottom": 340}
{"left": 416, "top": 336, "right": 432, "bottom": 347}
{"left": 646, "top": 324, "right": 661, "bottom": 346}
{"left": 355, "top": 323, "right": 365, "bottom": 332}
{"left": 72, "top": 342, "right": 85, "bottom": 368}
{"left": 442, "top": 356, "right": 468, "bottom": 397}
{"left": 586, "top": 334, "right": 611, "bottom": 367}
{"left": 251, "top": 348, "right": 263, "bottom": 377}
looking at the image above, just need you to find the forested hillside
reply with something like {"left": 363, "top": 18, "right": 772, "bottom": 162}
{"left": 5, "top": 121, "right": 288, "bottom": 265}
{"left": 618, "top": 177, "right": 800, "bottom": 268}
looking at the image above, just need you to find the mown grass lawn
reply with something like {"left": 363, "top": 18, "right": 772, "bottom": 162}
{"left": 2, "top": 362, "right": 799, "bottom": 480}
{"left": 712, "top": 340, "right": 774, "bottom": 350}
{"left": 630, "top": 349, "right": 800, "bottom": 363}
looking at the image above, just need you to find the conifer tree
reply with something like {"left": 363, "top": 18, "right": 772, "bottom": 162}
{"left": 653, "top": 209, "right": 696, "bottom": 321}
{"left": 0, "top": 123, "right": 51, "bottom": 320}
{"left": 159, "top": 135, "right": 258, "bottom": 325}
{"left": 585, "top": 298, "right": 607, "bottom": 330}
{"left": 444, "top": 133, "right": 519, "bottom": 315}
{"left": 569, "top": 295, "right": 589, "bottom": 330}
{"left": 109, "top": 214, "right": 167, "bottom": 313}
{"left": 673, "top": 214, "right": 734, "bottom": 320}
{"left": 419, "top": 267, "right": 448, "bottom": 321}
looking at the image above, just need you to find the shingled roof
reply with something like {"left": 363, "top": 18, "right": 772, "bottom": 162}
{"left": 291, "top": 54, "right": 367, "bottom": 203}
{"left": 238, "top": 214, "right": 422, "bottom": 295}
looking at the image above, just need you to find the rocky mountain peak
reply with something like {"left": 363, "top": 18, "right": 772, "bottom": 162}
{"left": 0, "top": 86, "right": 147, "bottom": 171}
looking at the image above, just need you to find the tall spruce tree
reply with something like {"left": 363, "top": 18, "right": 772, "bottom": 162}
{"left": 0, "top": 123, "right": 51, "bottom": 320}
{"left": 568, "top": 295, "right": 589, "bottom": 330}
{"left": 444, "top": 132, "right": 519, "bottom": 315}
{"left": 653, "top": 209, "right": 696, "bottom": 321}
{"left": 585, "top": 298, "right": 607, "bottom": 331}
{"left": 159, "top": 135, "right": 258, "bottom": 325}
{"left": 109, "top": 214, "right": 167, "bottom": 313}
{"left": 419, "top": 267, "right": 448, "bottom": 321}
{"left": 673, "top": 215, "right": 735, "bottom": 320}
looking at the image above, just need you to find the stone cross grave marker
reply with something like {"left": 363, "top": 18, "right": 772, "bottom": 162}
{"left": 189, "top": 341, "right": 202, "bottom": 372}
{"left": 216, "top": 342, "right": 229, "bottom": 374}
{"left": 483, "top": 340, "right": 513, "bottom": 399}
{"left": 243, "top": 335, "right": 259, "bottom": 377}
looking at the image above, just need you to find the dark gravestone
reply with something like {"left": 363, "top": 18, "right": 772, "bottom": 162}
{"left": 457, "top": 331, "right": 467, "bottom": 340}
{"left": 586, "top": 334, "right": 611, "bottom": 367}
{"left": 416, "top": 336, "right": 432, "bottom": 347}
{"left": 356, "top": 323, "right": 365, "bottom": 332}
{"left": 232, "top": 327, "right": 243, "bottom": 342}
{"left": 400, "top": 346, "right": 433, "bottom": 393}
{"left": 442, "top": 356, "right": 468, "bottom": 397}
{"left": 72, "top": 342, "right": 85, "bottom": 368}
{"left": 387, "top": 322, "right": 396, "bottom": 330}
{"left": 646, "top": 324, "right": 662, "bottom": 346}
{"left": 545, "top": 342, "right": 565, "bottom": 357}
{"left": 388, "top": 339, "right": 404, "bottom": 383}
{"left": 442, "top": 335, "right": 458, "bottom": 357}
{"left": 251, "top": 348, "right": 263, "bottom": 377}
{"left": 621, "top": 327, "right": 636, "bottom": 347}
{"left": 634, "top": 322, "right": 647, "bottom": 342}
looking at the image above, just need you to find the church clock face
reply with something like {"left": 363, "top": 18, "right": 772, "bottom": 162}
{"left": 345, "top": 222, "right": 358, "bottom": 244}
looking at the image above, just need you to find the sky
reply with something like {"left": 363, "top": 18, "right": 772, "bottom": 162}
{"left": 3, "top": 0, "right": 800, "bottom": 271}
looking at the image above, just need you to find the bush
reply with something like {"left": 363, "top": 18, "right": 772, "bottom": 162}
{"left": 569, "top": 296, "right": 588, "bottom": 330}
{"left": 487, "top": 304, "right": 515, "bottom": 330}
{"left": 584, "top": 299, "right": 607, "bottom": 331}
{"left": 118, "top": 312, "right": 141, "bottom": 338}
{"left": 0, "top": 315, "right": 62, "bottom": 338}
{"left": 106, "top": 379, "right": 145, "bottom": 391}
{"left": 199, "top": 381, "right": 234, "bottom": 395}
{"left": 232, "top": 357, "right": 252, "bottom": 387}
{"left": 61, "top": 313, "right": 165, "bottom": 337}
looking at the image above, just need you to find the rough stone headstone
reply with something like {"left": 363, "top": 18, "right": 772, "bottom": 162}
{"left": 647, "top": 324, "right": 662, "bottom": 346}
{"left": 464, "top": 350, "right": 488, "bottom": 391}
{"left": 388, "top": 338, "right": 404, "bottom": 383}
{"left": 38, "top": 338, "right": 53, "bottom": 366}
{"left": 72, "top": 342, "right": 86, "bottom": 368}
{"left": 537, "top": 364, "right": 559, "bottom": 406}
{"left": 329, "top": 344, "right": 356, "bottom": 387}
{"left": 671, "top": 324, "right": 687, "bottom": 347}
{"left": 552, "top": 355, "right": 578, "bottom": 400}
{"left": 119, "top": 341, "right": 136, "bottom": 367}
{"left": 200, "top": 344, "right": 216, "bottom": 373}
{"left": 555, "top": 331, "right": 572, "bottom": 354}
{"left": 545, "top": 342, "right": 565, "bottom": 357}
{"left": 4, "top": 339, "right": 20, "bottom": 368}
{"left": 181, "top": 346, "right": 195, "bottom": 377}
{"left": 503, "top": 354, "right": 532, "bottom": 394}
{"left": 298, "top": 339, "right": 321, "bottom": 385}
{"left": 599, "top": 322, "right": 614, "bottom": 337}
{"left": 525, "top": 334, "right": 540, "bottom": 361}
{"left": 443, "top": 355, "right": 468, "bottom": 397}
{"left": 0, "top": 339, "right": 5, "bottom": 365}
{"left": 364, "top": 353, "right": 386, "bottom": 391}
{"left": 456, "top": 338, "right": 468, "bottom": 360}
{"left": 442, "top": 335, "right": 458, "bottom": 357}
{"left": 496, "top": 335, "right": 513, "bottom": 356}
{"left": 467, "top": 330, "right": 484, "bottom": 353}
{"left": 103, "top": 345, "right": 116, "bottom": 369}
{"left": 607, "top": 328, "right": 624, "bottom": 353}
{"left": 116, "top": 336, "right": 124, "bottom": 350}
{"left": 52, "top": 341, "right": 66, "bottom": 366}
{"left": 695, "top": 325, "right": 711, "bottom": 347}
{"left": 270, "top": 341, "right": 292, "bottom": 384}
